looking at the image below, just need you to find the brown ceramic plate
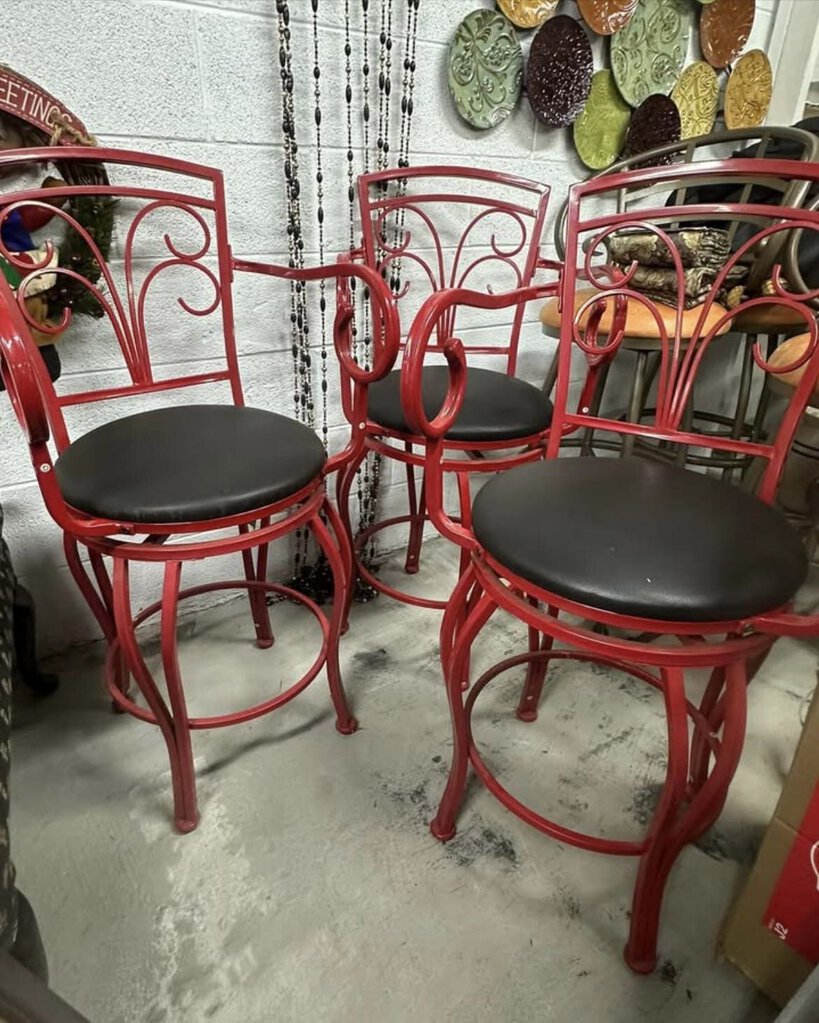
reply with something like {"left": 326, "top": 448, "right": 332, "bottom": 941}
{"left": 700, "top": 0, "right": 755, "bottom": 69}
{"left": 526, "top": 15, "right": 593, "bottom": 127}
{"left": 725, "top": 49, "right": 772, "bottom": 128}
{"left": 624, "top": 94, "right": 681, "bottom": 164}
{"left": 577, "top": 0, "right": 639, "bottom": 35}
{"left": 497, "top": 0, "right": 560, "bottom": 29}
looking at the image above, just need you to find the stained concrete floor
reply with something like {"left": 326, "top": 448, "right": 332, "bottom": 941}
{"left": 9, "top": 541, "right": 818, "bottom": 1022}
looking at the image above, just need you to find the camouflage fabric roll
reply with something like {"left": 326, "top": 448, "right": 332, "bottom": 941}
{"left": 608, "top": 227, "right": 732, "bottom": 270}
{"left": 622, "top": 263, "right": 748, "bottom": 308}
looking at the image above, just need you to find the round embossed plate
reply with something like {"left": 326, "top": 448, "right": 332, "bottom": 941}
{"left": 725, "top": 49, "right": 772, "bottom": 129}
{"left": 671, "top": 61, "right": 719, "bottom": 138}
{"left": 623, "top": 94, "right": 681, "bottom": 163}
{"left": 574, "top": 70, "right": 631, "bottom": 168}
{"left": 577, "top": 0, "right": 639, "bottom": 35}
{"left": 611, "top": 0, "right": 691, "bottom": 108}
{"left": 448, "top": 9, "right": 523, "bottom": 129}
{"left": 700, "top": 0, "right": 755, "bottom": 69}
{"left": 497, "top": 0, "right": 560, "bottom": 29}
{"left": 526, "top": 15, "right": 593, "bottom": 127}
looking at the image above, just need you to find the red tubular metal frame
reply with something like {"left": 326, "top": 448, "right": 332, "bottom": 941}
{"left": 338, "top": 165, "right": 559, "bottom": 609}
{"left": 409, "top": 159, "right": 819, "bottom": 972}
{"left": 0, "top": 146, "right": 400, "bottom": 832}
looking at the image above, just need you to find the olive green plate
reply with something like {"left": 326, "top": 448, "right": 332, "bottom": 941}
{"left": 448, "top": 9, "right": 523, "bottom": 129}
{"left": 610, "top": 0, "right": 691, "bottom": 108}
{"left": 574, "top": 69, "right": 631, "bottom": 169}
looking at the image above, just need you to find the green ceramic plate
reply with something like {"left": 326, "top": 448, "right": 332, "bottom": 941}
{"left": 448, "top": 9, "right": 523, "bottom": 129}
{"left": 610, "top": 0, "right": 691, "bottom": 108}
{"left": 574, "top": 69, "right": 631, "bottom": 169}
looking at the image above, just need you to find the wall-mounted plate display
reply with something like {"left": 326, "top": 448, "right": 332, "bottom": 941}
{"left": 725, "top": 49, "right": 772, "bottom": 128}
{"left": 700, "top": 0, "right": 755, "bottom": 69}
{"left": 448, "top": 9, "right": 523, "bottom": 129}
{"left": 497, "top": 0, "right": 560, "bottom": 29}
{"left": 576, "top": 0, "right": 639, "bottom": 36}
{"left": 611, "top": 0, "right": 691, "bottom": 108}
{"left": 623, "top": 93, "right": 681, "bottom": 162}
{"left": 574, "top": 69, "right": 631, "bottom": 168}
{"left": 671, "top": 61, "right": 719, "bottom": 139}
{"left": 526, "top": 15, "right": 593, "bottom": 128}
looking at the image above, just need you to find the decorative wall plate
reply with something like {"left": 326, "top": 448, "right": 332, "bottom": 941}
{"left": 624, "top": 94, "right": 681, "bottom": 163}
{"left": 577, "top": 0, "right": 639, "bottom": 35}
{"left": 497, "top": 0, "right": 560, "bottom": 29}
{"left": 574, "top": 70, "right": 631, "bottom": 168}
{"left": 671, "top": 61, "right": 719, "bottom": 138}
{"left": 526, "top": 15, "right": 593, "bottom": 127}
{"left": 448, "top": 9, "right": 523, "bottom": 129}
{"left": 700, "top": 0, "right": 755, "bottom": 69}
{"left": 611, "top": 0, "right": 691, "bottom": 108}
{"left": 725, "top": 49, "right": 772, "bottom": 128}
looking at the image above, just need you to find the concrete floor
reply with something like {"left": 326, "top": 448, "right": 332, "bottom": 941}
{"left": 9, "top": 542, "right": 818, "bottom": 1022}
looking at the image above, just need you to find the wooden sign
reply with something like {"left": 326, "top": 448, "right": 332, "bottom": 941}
{"left": 0, "top": 64, "right": 93, "bottom": 144}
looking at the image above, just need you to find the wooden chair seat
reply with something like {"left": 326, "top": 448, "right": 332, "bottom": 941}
{"left": 540, "top": 288, "right": 731, "bottom": 345}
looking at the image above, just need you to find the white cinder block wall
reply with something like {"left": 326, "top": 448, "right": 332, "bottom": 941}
{"left": 0, "top": 0, "right": 780, "bottom": 654}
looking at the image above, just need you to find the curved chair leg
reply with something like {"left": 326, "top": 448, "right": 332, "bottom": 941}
{"left": 63, "top": 537, "right": 130, "bottom": 704}
{"left": 323, "top": 496, "right": 356, "bottom": 636}
{"left": 430, "top": 585, "right": 497, "bottom": 842}
{"left": 404, "top": 444, "right": 426, "bottom": 575}
{"left": 689, "top": 639, "right": 773, "bottom": 792}
{"left": 309, "top": 506, "right": 358, "bottom": 735}
{"left": 239, "top": 524, "right": 274, "bottom": 649}
{"left": 625, "top": 660, "right": 748, "bottom": 972}
{"left": 624, "top": 664, "right": 692, "bottom": 972}
{"left": 336, "top": 444, "right": 368, "bottom": 619}
{"left": 516, "top": 601, "right": 558, "bottom": 723}
{"left": 112, "top": 557, "right": 199, "bottom": 833}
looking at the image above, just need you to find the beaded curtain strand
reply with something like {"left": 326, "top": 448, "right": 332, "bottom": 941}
{"left": 276, "top": 0, "right": 419, "bottom": 599}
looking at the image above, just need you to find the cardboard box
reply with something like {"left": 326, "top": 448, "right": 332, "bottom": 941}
{"left": 720, "top": 685, "right": 819, "bottom": 1008}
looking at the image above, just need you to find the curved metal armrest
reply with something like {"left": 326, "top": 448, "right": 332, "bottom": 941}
{"left": 750, "top": 609, "right": 819, "bottom": 638}
{"left": 400, "top": 280, "right": 557, "bottom": 550}
{"left": 401, "top": 280, "right": 559, "bottom": 438}
{"left": 0, "top": 300, "right": 50, "bottom": 448}
{"left": 232, "top": 255, "right": 400, "bottom": 386}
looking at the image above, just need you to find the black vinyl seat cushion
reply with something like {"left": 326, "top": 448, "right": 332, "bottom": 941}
{"left": 367, "top": 366, "right": 553, "bottom": 442}
{"left": 55, "top": 405, "right": 326, "bottom": 524}
{"left": 472, "top": 457, "right": 808, "bottom": 623}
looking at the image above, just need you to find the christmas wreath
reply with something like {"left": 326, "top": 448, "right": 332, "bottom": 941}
{"left": 0, "top": 66, "right": 114, "bottom": 359}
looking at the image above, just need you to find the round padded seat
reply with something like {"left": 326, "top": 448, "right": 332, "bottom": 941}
{"left": 55, "top": 405, "right": 326, "bottom": 524}
{"left": 733, "top": 301, "right": 810, "bottom": 334}
{"left": 367, "top": 366, "right": 553, "bottom": 442}
{"left": 540, "top": 288, "right": 731, "bottom": 340}
{"left": 766, "top": 332, "right": 819, "bottom": 396}
{"left": 472, "top": 456, "right": 807, "bottom": 622}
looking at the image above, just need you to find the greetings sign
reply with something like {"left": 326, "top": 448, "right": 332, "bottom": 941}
{"left": 0, "top": 65, "right": 92, "bottom": 143}
{"left": 764, "top": 781, "right": 819, "bottom": 963}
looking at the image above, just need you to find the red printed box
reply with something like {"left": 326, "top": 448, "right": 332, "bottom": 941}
{"left": 764, "top": 781, "right": 819, "bottom": 963}
{"left": 721, "top": 686, "right": 819, "bottom": 1007}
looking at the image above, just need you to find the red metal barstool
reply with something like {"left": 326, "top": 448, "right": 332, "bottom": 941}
{"left": 0, "top": 147, "right": 399, "bottom": 833}
{"left": 404, "top": 159, "right": 819, "bottom": 972}
{"left": 337, "top": 166, "right": 558, "bottom": 610}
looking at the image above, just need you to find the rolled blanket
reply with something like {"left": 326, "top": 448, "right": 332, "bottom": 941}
{"left": 608, "top": 227, "right": 732, "bottom": 270}
{"left": 622, "top": 264, "right": 748, "bottom": 309}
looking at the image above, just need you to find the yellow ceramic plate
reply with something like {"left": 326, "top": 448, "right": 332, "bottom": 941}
{"left": 497, "top": 0, "right": 560, "bottom": 28}
{"left": 573, "top": 69, "right": 631, "bottom": 169}
{"left": 725, "top": 49, "right": 772, "bottom": 129}
{"left": 671, "top": 61, "right": 719, "bottom": 139}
